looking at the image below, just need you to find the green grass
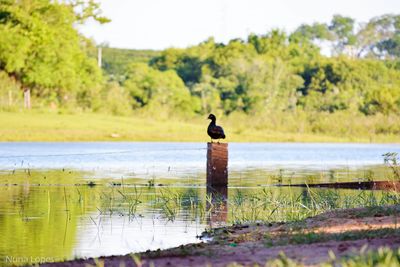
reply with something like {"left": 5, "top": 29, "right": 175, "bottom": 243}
{"left": 0, "top": 111, "right": 205, "bottom": 141}
{"left": 1, "top": 111, "right": 400, "bottom": 142}
{"left": 265, "top": 248, "right": 400, "bottom": 267}
{"left": 337, "top": 247, "right": 400, "bottom": 267}
{"left": 264, "top": 228, "right": 400, "bottom": 247}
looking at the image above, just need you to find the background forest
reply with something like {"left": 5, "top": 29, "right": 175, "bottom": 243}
{"left": 1, "top": 0, "right": 400, "bottom": 141}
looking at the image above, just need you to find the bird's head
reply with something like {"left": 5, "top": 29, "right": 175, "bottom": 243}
{"left": 207, "top": 114, "right": 216, "bottom": 121}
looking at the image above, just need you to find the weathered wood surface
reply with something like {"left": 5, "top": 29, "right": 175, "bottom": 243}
{"left": 207, "top": 142, "right": 228, "bottom": 186}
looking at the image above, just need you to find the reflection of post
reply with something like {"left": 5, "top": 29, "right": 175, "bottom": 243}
{"left": 207, "top": 142, "right": 228, "bottom": 186}
{"left": 207, "top": 185, "right": 228, "bottom": 226}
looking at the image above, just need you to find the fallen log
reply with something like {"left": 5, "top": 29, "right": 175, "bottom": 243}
{"left": 278, "top": 181, "right": 400, "bottom": 191}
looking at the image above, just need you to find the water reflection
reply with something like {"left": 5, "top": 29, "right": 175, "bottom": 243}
{"left": 74, "top": 213, "right": 202, "bottom": 258}
{"left": 1, "top": 171, "right": 400, "bottom": 266}
{"left": 0, "top": 182, "right": 206, "bottom": 266}
{"left": 1, "top": 142, "right": 400, "bottom": 266}
{"left": 0, "top": 186, "right": 81, "bottom": 266}
{"left": 206, "top": 186, "right": 228, "bottom": 227}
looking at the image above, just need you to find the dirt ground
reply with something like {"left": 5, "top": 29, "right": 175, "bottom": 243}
{"left": 41, "top": 206, "right": 400, "bottom": 267}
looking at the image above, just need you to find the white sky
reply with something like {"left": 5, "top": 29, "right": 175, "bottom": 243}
{"left": 79, "top": 0, "right": 400, "bottom": 50}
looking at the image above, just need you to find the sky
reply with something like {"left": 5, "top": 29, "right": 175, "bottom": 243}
{"left": 79, "top": 0, "right": 400, "bottom": 50}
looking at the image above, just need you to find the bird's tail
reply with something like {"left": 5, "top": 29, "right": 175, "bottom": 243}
{"left": 222, "top": 134, "right": 226, "bottom": 139}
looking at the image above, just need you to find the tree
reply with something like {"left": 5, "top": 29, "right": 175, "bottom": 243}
{"left": 103, "top": 16, "right": 400, "bottom": 118}
{"left": 355, "top": 14, "right": 400, "bottom": 58}
{"left": 123, "top": 63, "right": 195, "bottom": 113}
{"left": 289, "top": 23, "right": 332, "bottom": 43}
{"left": 291, "top": 14, "right": 400, "bottom": 59}
{"left": 298, "top": 57, "right": 400, "bottom": 114}
{"left": 0, "top": 0, "right": 106, "bottom": 109}
{"left": 329, "top": 15, "right": 357, "bottom": 55}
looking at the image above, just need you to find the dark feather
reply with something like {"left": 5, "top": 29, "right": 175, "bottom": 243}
{"left": 207, "top": 114, "right": 226, "bottom": 140}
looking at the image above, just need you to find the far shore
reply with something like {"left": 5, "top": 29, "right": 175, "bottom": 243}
{"left": 0, "top": 111, "right": 399, "bottom": 143}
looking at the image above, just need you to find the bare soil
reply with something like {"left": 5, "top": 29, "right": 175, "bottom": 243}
{"left": 40, "top": 205, "right": 400, "bottom": 267}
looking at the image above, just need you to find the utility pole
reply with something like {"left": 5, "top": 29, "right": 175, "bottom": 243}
{"left": 97, "top": 47, "right": 102, "bottom": 68}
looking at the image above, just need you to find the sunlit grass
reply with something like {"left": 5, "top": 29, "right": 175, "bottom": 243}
{"left": 4, "top": 167, "right": 400, "bottom": 226}
{"left": 91, "top": 185, "right": 400, "bottom": 225}
{"left": 265, "top": 247, "right": 400, "bottom": 267}
{"left": 0, "top": 111, "right": 399, "bottom": 142}
{"left": 3, "top": 168, "right": 400, "bottom": 225}
{"left": 0, "top": 111, "right": 205, "bottom": 141}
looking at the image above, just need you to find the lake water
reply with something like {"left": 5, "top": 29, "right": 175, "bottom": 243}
{"left": 1, "top": 142, "right": 399, "bottom": 179}
{"left": 0, "top": 142, "right": 400, "bottom": 266}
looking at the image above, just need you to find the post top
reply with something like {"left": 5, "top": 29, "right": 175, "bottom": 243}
{"left": 207, "top": 142, "right": 228, "bottom": 147}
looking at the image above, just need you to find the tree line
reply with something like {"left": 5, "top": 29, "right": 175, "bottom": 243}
{"left": 1, "top": 1, "right": 400, "bottom": 121}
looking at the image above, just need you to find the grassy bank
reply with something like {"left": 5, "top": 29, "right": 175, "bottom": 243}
{"left": 40, "top": 205, "right": 400, "bottom": 267}
{"left": 0, "top": 111, "right": 399, "bottom": 142}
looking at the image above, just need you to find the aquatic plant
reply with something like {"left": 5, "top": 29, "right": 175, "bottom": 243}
{"left": 383, "top": 152, "right": 400, "bottom": 180}
{"left": 88, "top": 184, "right": 400, "bottom": 225}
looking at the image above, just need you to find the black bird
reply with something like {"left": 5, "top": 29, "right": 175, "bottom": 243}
{"left": 207, "top": 114, "right": 226, "bottom": 142}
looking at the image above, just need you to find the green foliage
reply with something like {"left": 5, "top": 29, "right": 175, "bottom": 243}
{"left": 88, "top": 47, "right": 160, "bottom": 82}
{"left": 148, "top": 23, "right": 400, "bottom": 117}
{"left": 0, "top": 0, "right": 104, "bottom": 108}
{"left": 0, "top": 71, "right": 22, "bottom": 110}
{"left": 329, "top": 15, "right": 357, "bottom": 53}
{"left": 1, "top": 7, "right": 400, "bottom": 139}
{"left": 100, "top": 82, "right": 131, "bottom": 115}
{"left": 289, "top": 23, "right": 332, "bottom": 43}
{"left": 292, "top": 14, "right": 400, "bottom": 58}
{"left": 123, "top": 63, "right": 194, "bottom": 114}
{"left": 150, "top": 33, "right": 313, "bottom": 115}
{"left": 299, "top": 57, "right": 400, "bottom": 114}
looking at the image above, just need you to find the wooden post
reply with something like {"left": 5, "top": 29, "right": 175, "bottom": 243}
{"left": 8, "top": 90, "right": 12, "bottom": 106}
{"left": 207, "top": 142, "right": 228, "bottom": 186}
{"left": 24, "top": 88, "right": 31, "bottom": 109}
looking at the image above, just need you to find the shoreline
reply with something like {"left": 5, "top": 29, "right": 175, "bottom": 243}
{"left": 38, "top": 205, "right": 400, "bottom": 267}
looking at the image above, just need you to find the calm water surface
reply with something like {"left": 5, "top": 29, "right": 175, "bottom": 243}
{"left": 1, "top": 142, "right": 400, "bottom": 178}
{"left": 0, "top": 142, "right": 399, "bottom": 266}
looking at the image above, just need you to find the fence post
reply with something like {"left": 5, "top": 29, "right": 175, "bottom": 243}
{"left": 24, "top": 88, "right": 31, "bottom": 109}
{"left": 206, "top": 142, "right": 228, "bottom": 186}
{"left": 8, "top": 90, "right": 12, "bottom": 106}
